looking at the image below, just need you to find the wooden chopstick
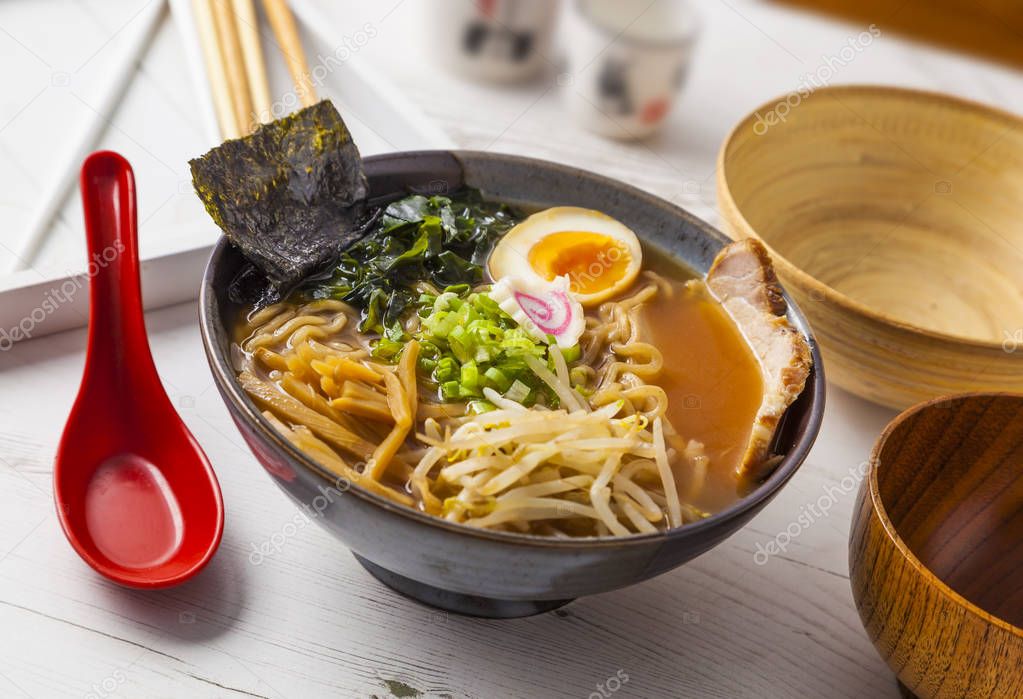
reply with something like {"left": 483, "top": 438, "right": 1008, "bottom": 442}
{"left": 210, "top": 0, "right": 254, "bottom": 135}
{"left": 192, "top": 0, "right": 242, "bottom": 139}
{"left": 230, "top": 0, "right": 272, "bottom": 124}
{"left": 262, "top": 0, "right": 317, "bottom": 106}
{"left": 196, "top": 0, "right": 313, "bottom": 139}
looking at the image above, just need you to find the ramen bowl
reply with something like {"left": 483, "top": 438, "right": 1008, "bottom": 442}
{"left": 199, "top": 151, "right": 824, "bottom": 617}
{"left": 718, "top": 85, "right": 1023, "bottom": 410}
{"left": 850, "top": 393, "right": 1023, "bottom": 698}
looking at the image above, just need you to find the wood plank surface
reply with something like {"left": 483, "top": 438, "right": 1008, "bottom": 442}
{"left": 2, "top": 0, "right": 1022, "bottom": 696}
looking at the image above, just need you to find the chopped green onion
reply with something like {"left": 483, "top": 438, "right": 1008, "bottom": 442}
{"left": 468, "top": 399, "right": 496, "bottom": 415}
{"left": 371, "top": 337, "right": 403, "bottom": 360}
{"left": 460, "top": 361, "right": 479, "bottom": 389}
{"left": 435, "top": 357, "right": 459, "bottom": 382}
{"left": 434, "top": 291, "right": 459, "bottom": 313}
{"left": 384, "top": 285, "right": 565, "bottom": 405}
{"left": 569, "top": 366, "right": 590, "bottom": 388}
{"left": 484, "top": 366, "right": 511, "bottom": 392}
{"left": 561, "top": 344, "right": 582, "bottom": 364}
{"left": 474, "top": 345, "right": 493, "bottom": 363}
{"left": 505, "top": 379, "right": 531, "bottom": 404}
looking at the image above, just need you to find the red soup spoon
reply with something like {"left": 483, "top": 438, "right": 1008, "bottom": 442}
{"left": 54, "top": 151, "right": 223, "bottom": 588}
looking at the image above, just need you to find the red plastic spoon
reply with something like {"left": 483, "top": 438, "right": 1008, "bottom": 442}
{"left": 54, "top": 151, "right": 224, "bottom": 588}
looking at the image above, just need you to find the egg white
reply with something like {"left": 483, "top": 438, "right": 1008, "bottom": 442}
{"left": 488, "top": 207, "right": 643, "bottom": 306}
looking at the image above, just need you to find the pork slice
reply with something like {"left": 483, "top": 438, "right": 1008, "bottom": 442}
{"left": 706, "top": 239, "right": 812, "bottom": 480}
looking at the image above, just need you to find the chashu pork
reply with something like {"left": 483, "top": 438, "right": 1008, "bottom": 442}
{"left": 706, "top": 239, "right": 812, "bottom": 480}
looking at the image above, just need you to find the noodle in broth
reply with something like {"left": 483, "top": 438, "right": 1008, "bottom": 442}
{"left": 233, "top": 267, "right": 739, "bottom": 536}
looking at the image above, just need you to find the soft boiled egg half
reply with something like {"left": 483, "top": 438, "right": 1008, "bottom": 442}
{"left": 488, "top": 207, "right": 642, "bottom": 306}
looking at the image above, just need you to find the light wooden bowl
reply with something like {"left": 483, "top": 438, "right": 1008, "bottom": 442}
{"left": 850, "top": 393, "right": 1023, "bottom": 698}
{"left": 717, "top": 85, "right": 1023, "bottom": 409}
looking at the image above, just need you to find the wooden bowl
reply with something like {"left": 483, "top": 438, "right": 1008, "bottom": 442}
{"left": 717, "top": 85, "right": 1023, "bottom": 409}
{"left": 850, "top": 393, "right": 1023, "bottom": 698}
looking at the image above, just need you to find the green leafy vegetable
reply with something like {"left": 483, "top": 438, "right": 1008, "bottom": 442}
{"left": 300, "top": 190, "right": 520, "bottom": 334}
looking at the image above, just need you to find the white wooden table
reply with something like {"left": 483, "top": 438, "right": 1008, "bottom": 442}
{"left": 2, "top": 1, "right": 1021, "bottom": 697}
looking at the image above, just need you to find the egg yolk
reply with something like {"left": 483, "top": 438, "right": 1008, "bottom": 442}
{"left": 527, "top": 232, "right": 631, "bottom": 295}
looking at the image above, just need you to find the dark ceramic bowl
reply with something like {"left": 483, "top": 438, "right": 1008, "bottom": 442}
{"left": 199, "top": 151, "right": 825, "bottom": 618}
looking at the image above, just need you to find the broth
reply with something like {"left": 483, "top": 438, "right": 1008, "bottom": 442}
{"left": 638, "top": 268, "right": 764, "bottom": 511}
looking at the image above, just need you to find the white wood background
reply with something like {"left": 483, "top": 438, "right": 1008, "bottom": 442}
{"left": 2, "top": 1, "right": 1022, "bottom": 697}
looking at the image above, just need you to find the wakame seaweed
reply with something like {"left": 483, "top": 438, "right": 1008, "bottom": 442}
{"left": 189, "top": 101, "right": 368, "bottom": 289}
{"left": 297, "top": 190, "right": 521, "bottom": 335}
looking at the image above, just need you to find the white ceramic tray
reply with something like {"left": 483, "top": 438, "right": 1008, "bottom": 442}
{"left": 0, "top": 0, "right": 452, "bottom": 350}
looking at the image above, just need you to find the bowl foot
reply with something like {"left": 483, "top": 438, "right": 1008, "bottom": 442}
{"left": 353, "top": 554, "right": 573, "bottom": 618}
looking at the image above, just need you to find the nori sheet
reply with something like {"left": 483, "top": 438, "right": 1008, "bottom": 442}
{"left": 189, "top": 100, "right": 368, "bottom": 288}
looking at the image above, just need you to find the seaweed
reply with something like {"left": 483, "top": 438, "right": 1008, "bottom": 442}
{"left": 296, "top": 191, "right": 521, "bottom": 335}
{"left": 189, "top": 100, "right": 368, "bottom": 289}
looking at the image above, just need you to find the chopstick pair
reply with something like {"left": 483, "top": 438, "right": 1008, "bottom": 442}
{"left": 192, "top": 0, "right": 316, "bottom": 140}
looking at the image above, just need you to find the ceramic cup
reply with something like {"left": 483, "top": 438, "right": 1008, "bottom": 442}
{"left": 427, "top": 0, "right": 561, "bottom": 82}
{"left": 563, "top": 0, "right": 700, "bottom": 139}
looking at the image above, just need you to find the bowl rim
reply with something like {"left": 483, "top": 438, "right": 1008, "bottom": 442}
{"left": 717, "top": 83, "right": 1023, "bottom": 353}
{"left": 867, "top": 391, "right": 1023, "bottom": 639}
{"left": 199, "top": 149, "right": 825, "bottom": 550}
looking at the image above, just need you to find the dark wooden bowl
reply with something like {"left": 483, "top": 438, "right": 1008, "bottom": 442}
{"left": 850, "top": 393, "right": 1023, "bottom": 698}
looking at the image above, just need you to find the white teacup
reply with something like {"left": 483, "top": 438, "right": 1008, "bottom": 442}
{"left": 563, "top": 0, "right": 700, "bottom": 139}
{"left": 427, "top": 0, "right": 562, "bottom": 82}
